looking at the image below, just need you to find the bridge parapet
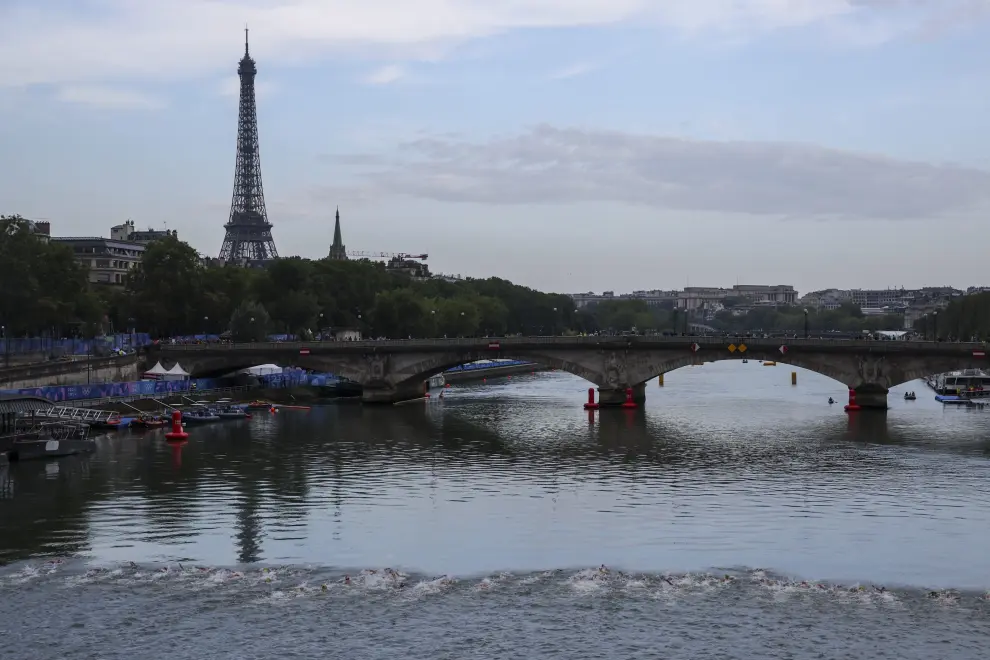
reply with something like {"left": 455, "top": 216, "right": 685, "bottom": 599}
{"left": 148, "top": 337, "right": 990, "bottom": 407}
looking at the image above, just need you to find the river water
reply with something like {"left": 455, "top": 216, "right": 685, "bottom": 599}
{"left": 2, "top": 362, "right": 989, "bottom": 659}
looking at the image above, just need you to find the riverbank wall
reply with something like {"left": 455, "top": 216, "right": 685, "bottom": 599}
{"left": 0, "top": 355, "right": 140, "bottom": 389}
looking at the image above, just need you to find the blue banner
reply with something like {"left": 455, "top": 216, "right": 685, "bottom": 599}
{"left": 1, "top": 370, "right": 341, "bottom": 402}
{"left": 444, "top": 360, "right": 532, "bottom": 373}
{"left": 0, "top": 333, "right": 152, "bottom": 356}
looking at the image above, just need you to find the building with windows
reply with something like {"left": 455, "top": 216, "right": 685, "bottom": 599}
{"left": 53, "top": 221, "right": 171, "bottom": 286}
{"left": 52, "top": 236, "right": 146, "bottom": 285}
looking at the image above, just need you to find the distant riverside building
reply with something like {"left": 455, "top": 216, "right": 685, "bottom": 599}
{"left": 570, "top": 285, "right": 795, "bottom": 320}
{"left": 3, "top": 217, "right": 51, "bottom": 243}
{"left": 110, "top": 219, "right": 175, "bottom": 244}
{"left": 52, "top": 221, "right": 170, "bottom": 286}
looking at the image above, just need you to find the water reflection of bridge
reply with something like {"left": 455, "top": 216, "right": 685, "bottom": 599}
{"left": 2, "top": 404, "right": 987, "bottom": 567}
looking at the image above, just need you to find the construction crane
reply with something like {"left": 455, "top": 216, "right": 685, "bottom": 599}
{"left": 347, "top": 251, "right": 428, "bottom": 261}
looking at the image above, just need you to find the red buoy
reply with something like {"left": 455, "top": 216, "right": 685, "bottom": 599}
{"left": 583, "top": 387, "right": 599, "bottom": 410}
{"left": 844, "top": 388, "right": 861, "bottom": 412}
{"left": 164, "top": 410, "right": 189, "bottom": 440}
{"left": 621, "top": 387, "right": 637, "bottom": 409}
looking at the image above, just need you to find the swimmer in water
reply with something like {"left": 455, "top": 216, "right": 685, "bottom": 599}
{"left": 342, "top": 575, "right": 351, "bottom": 585}
{"left": 661, "top": 576, "right": 675, "bottom": 586}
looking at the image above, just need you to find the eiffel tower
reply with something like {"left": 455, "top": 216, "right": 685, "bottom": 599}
{"left": 219, "top": 28, "right": 278, "bottom": 263}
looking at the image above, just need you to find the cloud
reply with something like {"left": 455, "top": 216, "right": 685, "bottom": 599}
{"left": 55, "top": 84, "right": 163, "bottom": 109}
{"left": 0, "top": 0, "right": 985, "bottom": 87}
{"left": 334, "top": 124, "right": 990, "bottom": 220}
{"left": 363, "top": 65, "right": 405, "bottom": 85}
{"left": 548, "top": 62, "right": 598, "bottom": 80}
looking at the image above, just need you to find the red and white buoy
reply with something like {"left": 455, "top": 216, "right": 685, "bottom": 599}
{"left": 621, "top": 387, "right": 637, "bottom": 409}
{"left": 583, "top": 387, "right": 599, "bottom": 410}
{"left": 844, "top": 388, "right": 861, "bottom": 412}
{"left": 164, "top": 410, "right": 189, "bottom": 441}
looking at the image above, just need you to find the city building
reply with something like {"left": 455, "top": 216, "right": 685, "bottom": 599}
{"left": 110, "top": 220, "right": 175, "bottom": 244}
{"left": 570, "top": 285, "right": 795, "bottom": 320}
{"left": 3, "top": 217, "right": 50, "bottom": 242}
{"left": 53, "top": 221, "right": 170, "bottom": 286}
{"left": 52, "top": 236, "right": 146, "bottom": 285}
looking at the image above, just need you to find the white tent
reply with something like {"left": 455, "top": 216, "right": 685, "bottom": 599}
{"left": 163, "top": 363, "right": 191, "bottom": 381}
{"left": 143, "top": 361, "right": 169, "bottom": 380}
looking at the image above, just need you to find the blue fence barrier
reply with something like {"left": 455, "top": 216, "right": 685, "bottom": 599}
{"left": 444, "top": 360, "right": 533, "bottom": 373}
{"left": 2, "top": 370, "right": 342, "bottom": 403}
{"left": 0, "top": 333, "right": 152, "bottom": 356}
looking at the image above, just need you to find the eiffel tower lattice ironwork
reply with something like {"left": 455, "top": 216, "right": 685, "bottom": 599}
{"left": 219, "top": 27, "right": 278, "bottom": 262}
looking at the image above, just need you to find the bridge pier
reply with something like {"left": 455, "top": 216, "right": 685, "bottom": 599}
{"left": 361, "top": 381, "right": 427, "bottom": 405}
{"left": 853, "top": 386, "right": 889, "bottom": 411}
{"left": 598, "top": 383, "right": 646, "bottom": 408}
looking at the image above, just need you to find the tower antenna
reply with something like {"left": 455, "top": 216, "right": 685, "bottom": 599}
{"left": 244, "top": 24, "right": 249, "bottom": 56}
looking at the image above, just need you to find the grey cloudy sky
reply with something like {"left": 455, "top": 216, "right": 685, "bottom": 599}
{"left": 2, "top": 0, "right": 990, "bottom": 294}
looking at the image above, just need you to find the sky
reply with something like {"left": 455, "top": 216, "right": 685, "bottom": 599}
{"left": 2, "top": 0, "right": 990, "bottom": 296}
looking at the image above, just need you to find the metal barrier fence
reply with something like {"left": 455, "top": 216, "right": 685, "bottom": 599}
{"left": 0, "top": 333, "right": 152, "bottom": 356}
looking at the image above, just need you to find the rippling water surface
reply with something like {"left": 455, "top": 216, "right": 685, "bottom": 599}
{"left": 3, "top": 362, "right": 990, "bottom": 658}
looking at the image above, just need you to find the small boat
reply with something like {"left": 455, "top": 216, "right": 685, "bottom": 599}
{"left": 904, "top": 392, "right": 917, "bottom": 401}
{"left": 217, "top": 406, "right": 250, "bottom": 420}
{"left": 246, "top": 401, "right": 274, "bottom": 409}
{"left": 182, "top": 409, "right": 221, "bottom": 424}
{"left": 763, "top": 361, "right": 777, "bottom": 366}
{"left": 742, "top": 359, "right": 749, "bottom": 364}
{"left": 91, "top": 413, "right": 124, "bottom": 430}
{"left": 131, "top": 414, "right": 167, "bottom": 429}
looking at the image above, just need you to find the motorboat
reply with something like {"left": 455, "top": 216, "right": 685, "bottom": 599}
{"left": 5, "top": 421, "right": 95, "bottom": 461}
{"left": 91, "top": 412, "right": 124, "bottom": 430}
{"left": 131, "top": 414, "right": 167, "bottom": 429}
{"left": 217, "top": 406, "right": 251, "bottom": 420}
{"left": 904, "top": 392, "right": 917, "bottom": 401}
{"left": 182, "top": 408, "right": 221, "bottom": 424}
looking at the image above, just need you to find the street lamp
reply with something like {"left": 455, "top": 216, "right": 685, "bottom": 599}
{"left": 803, "top": 308, "right": 809, "bottom": 339}
{"left": 933, "top": 310, "right": 939, "bottom": 341}
{"left": 203, "top": 316, "right": 209, "bottom": 338}
{"left": 552, "top": 307, "right": 558, "bottom": 336}
{"left": 1, "top": 324, "right": 6, "bottom": 368}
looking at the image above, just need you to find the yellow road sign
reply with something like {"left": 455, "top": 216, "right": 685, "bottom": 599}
{"left": 727, "top": 344, "right": 736, "bottom": 353}
{"left": 738, "top": 343, "right": 747, "bottom": 353}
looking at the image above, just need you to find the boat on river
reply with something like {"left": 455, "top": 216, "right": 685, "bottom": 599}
{"left": 904, "top": 392, "right": 917, "bottom": 401}
{"left": 217, "top": 406, "right": 250, "bottom": 420}
{"left": 131, "top": 414, "right": 167, "bottom": 429}
{"left": 5, "top": 421, "right": 95, "bottom": 461}
{"left": 182, "top": 408, "right": 221, "bottom": 424}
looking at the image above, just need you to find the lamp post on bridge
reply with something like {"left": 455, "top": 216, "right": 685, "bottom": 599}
{"left": 933, "top": 310, "right": 938, "bottom": 341}
{"left": 803, "top": 308, "right": 809, "bottom": 339}
{"left": 552, "top": 307, "right": 557, "bottom": 337}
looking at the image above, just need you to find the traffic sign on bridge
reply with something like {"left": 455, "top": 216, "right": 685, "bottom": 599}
{"left": 690, "top": 343, "right": 700, "bottom": 353}
{"left": 779, "top": 345, "right": 788, "bottom": 355}
{"left": 974, "top": 350, "right": 986, "bottom": 358}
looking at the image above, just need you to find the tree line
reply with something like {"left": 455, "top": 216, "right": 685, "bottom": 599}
{"left": 0, "top": 213, "right": 952, "bottom": 340}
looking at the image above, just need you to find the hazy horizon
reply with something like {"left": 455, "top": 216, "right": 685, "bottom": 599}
{"left": 2, "top": 1, "right": 988, "bottom": 295}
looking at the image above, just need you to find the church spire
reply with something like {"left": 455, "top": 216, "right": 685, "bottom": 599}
{"left": 328, "top": 206, "right": 347, "bottom": 260}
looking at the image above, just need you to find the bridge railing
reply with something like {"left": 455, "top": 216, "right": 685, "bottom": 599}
{"left": 151, "top": 336, "right": 989, "bottom": 353}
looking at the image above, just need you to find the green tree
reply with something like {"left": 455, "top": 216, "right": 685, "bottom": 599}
{"left": 229, "top": 301, "right": 271, "bottom": 342}
{"left": 126, "top": 234, "right": 205, "bottom": 336}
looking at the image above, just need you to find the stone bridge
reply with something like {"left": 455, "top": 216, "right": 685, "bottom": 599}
{"left": 146, "top": 336, "right": 990, "bottom": 409}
